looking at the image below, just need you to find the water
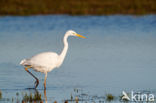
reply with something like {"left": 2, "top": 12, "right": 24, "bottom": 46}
{"left": 0, "top": 15, "right": 156, "bottom": 103}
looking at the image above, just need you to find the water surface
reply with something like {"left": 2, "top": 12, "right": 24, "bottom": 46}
{"left": 0, "top": 15, "right": 156, "bottom": 102}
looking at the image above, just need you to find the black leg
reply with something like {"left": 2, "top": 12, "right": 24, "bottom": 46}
{"left": 25, "top": 68, "right": 39, "bottom": 89}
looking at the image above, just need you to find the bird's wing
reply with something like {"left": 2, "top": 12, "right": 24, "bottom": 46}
{"left": 29, "top": 52, "right": 59, "bottom": 67}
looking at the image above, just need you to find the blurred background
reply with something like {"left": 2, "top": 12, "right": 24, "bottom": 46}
{"left": 0, "top": 0, "right": 156, "bottom": 15}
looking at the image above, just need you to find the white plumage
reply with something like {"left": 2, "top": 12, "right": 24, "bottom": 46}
{"left": 20, "top": 52, "right": 59, "bottom": 73}
{"left": 20, "top": 30, "right": 86, "bottom": 89}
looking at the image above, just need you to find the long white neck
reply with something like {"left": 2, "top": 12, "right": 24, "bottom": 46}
{"left": 59, "top": 33, "right": 69, "bottom": 66}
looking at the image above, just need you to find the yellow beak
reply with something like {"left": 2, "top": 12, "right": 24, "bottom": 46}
{"left": 76, "top": 34, "right": 86, "bottom": 39}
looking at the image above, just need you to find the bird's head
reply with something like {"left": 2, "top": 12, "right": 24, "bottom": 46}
{"left": 66, "top": 30, "right": 86, "bottom": 39}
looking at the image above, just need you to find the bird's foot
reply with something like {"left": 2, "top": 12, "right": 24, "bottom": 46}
{"left": 34, "top": 79, "right": 39, "bottom": 89}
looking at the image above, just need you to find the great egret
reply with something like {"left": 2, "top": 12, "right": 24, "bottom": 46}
{"left": 20, "top": 30, "right": 86, "bottom": 89}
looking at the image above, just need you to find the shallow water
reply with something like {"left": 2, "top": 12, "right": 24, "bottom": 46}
{"left": 0, "top": 15, "right": 156, "bottom": 102}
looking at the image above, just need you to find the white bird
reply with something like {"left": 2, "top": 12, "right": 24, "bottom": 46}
{"left": 20, "top": 30, "right": 86, "bottom": 89}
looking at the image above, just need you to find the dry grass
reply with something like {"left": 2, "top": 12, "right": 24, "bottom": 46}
{"left": 0, "top": 0, "right": 155, "bottom": 15}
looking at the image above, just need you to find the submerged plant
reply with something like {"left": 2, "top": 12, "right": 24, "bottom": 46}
{"left": 106, "top": 94, "right": 114, "bottom": 102}
{"left": 71, "top": 93, "right": 73, "bottom": 100}
{"left": 64, "top": 100, "right": 68, "bottom": 103}
{"left": 34, "top": 92, "right": 42, "bottom": 101}
{"left": 16, "top": 92, "right": 19, "bottom": 96}
{"left": 0, "top": 90, "right": 2, "bottom": 99}
{"left": 54, "top": 100, "right": 57, "bottom": 103}
{"left": 22, "top": 92, "right": 42, "bottom": 102}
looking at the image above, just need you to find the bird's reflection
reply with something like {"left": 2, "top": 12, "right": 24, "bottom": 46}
{"left": 44, "top": 89, "right": 47, "bottom": 103}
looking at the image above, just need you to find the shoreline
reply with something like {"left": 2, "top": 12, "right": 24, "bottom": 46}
{"left": 0, "top": 14, "right": 155, "bottom": 17}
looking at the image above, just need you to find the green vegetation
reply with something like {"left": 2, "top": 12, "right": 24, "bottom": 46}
{"left": 0, "top": 0, "right": 155, "bottom": 15}
{"left": 0, "top": 90, "right": 2, "bottom": 99}
{"left": 22, "top": 92, "right": 42, "bottom": 102}
{"left": 106, "top": 94, "right": 114, "bottom": 101}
